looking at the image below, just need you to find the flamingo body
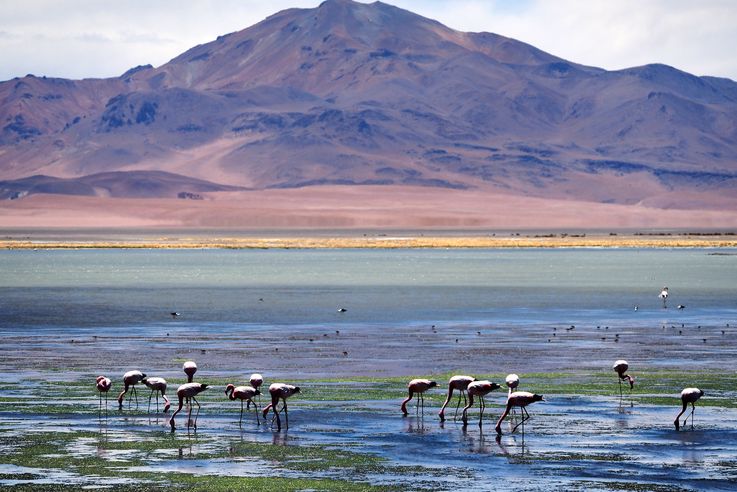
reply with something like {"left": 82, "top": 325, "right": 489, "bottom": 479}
{"left": 495, "top": 391, "right": 544, "bottom": 435}
{"left": 96, "top": 376, "right": 112, "bottom": 414}
{"left": 183, "top": 361, "right": 197, "bottom": 382}
{"left": 262, "top": 383, "right": 300, "bottom": 431}
{"left": 401, "top": 378, "right": 437, "bottom": 416}
{"left": 613, "top": 359, "right": 635, "bottom": 394}
{"left": 225, "top": 384, "right": 261, "bottom": 426}
{"left": 674, "top": 387, "right": 704, "bottom": 430}
{"left": 169, "top": 382, "right": 209, "bottom": 432}
{"left": 461, "top": 380, "right": 501, "bottom": 426}
{"left": 117, "top": 370, "right": 146, "bottom": 410}
{"left": 438, "top": 375, "right": 476, "bottom": 421}
{"left": 143, "top": 376, "right": 171, "bottom": 413}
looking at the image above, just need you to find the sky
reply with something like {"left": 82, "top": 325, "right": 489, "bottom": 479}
{"left": 1, "top": 0, "right": 735, "bottom": 82}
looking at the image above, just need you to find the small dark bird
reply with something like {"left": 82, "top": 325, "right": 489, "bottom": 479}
{"left": 338, "top": 308, "right": 347, "bottom": 313}
{"left": 170, "top": 312, "right": 180, "bottom": 319}
{"left": 677, "top": 305, "right": 686, "bottom": 310}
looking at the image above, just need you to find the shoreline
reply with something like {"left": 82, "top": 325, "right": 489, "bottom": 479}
{"left": 2, "top": 233, "right": 737, "bottom": 249}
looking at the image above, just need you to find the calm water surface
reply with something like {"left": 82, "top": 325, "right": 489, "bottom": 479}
{"left": 1, "top": 248, "right": 735, "bottom": 330}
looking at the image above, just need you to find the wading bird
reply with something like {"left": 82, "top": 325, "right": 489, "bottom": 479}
{"left": 117, "top": 370, "right": 146, "bottom": 410}
{"left": 660, "top": 287, "right": 669, "bottom": 308}
{"left": 495, "top": 391, "right": 545, "bottom": 436}
{"left": 169, "top": 382, "right": 209, "bottom": 432}
{"left": 143, "top": 377, "right": 171, "bottom": 413}
{"left": 96, "top": 376, "right": 112, "bottom": 414}
{"left": 674, "top": 388, "right": 704, "bottom": 431}
{"left": 505, "top": 374, "right": 521, "bottom": 417}
{"left": 225, "top": 384, "right": 261, "bottom": 426}
{"left": 461, "top": 380, "right": 502, "bottom": 427}
{"left": 262, "top": 383, "right": 301, "bottom": 431}
{"left": 401, "top": 379, "right": 437, "bottom": 416}
{"left": 438, "top": 375, "right": 476, "bottom": 421}
{"left": 183, "top": 361, "right": 197, "bottom": 382}
{"left": 613, "top": 360, "right": 635, "bottom": 397}
{"left": 248, "top": 373, "right": 264, "bottom": 409}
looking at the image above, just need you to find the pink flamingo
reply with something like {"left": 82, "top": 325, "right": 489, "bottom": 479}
{"left": 225, "top": 384, "right": 261, "bottom": 426}
{"left": 613, "top": 360, "right": 635, "bottom": 397}
{"left": 248, "top": 373, "right": 263, "bottom": 409}
{"left": 183, "top": 361, "right": 197, "bottom": 382}
{"left": 143, "top": 377, "right": 171, "bottom": 413}
{"left": 169, "top": 382, "right": 209, "bottom": 432}
{"left": 495, "top": 391, "right": 545, "bottom": 436}
{"left": 461, "top": 380, "right": 502, "bottom": 427}
{"left": 438, "top": 375, "right": 476, "bottom": 422}
{"left": 262, "top": 383, "right": 300, "bottom": 431}
{"left": 96, "top": 376, "right": 112, "bottom": 414}
{"left": 117, "top": 370, "right": 146, "bottom": 410}
{"left": 674, "top": 388, "right": 704, "bottom": 430}
{"left": 401, "top": 379, "right": 437, "bottom": 416}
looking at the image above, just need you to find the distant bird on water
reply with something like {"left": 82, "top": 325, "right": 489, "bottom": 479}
{"left": 438, "top": 375, "right": 476, "bottom": 422}
{"left": 495, "top": 391, "right": 545, "bottom": 436}
{"left": 674, "top": 388, "right": 704, "bottom": 431}
{"left": 262, "top": 383, "right": 301, "bottom": 431}
{"left": 401, "top": 379, "right": 437, "bottom": 416}
{"left": 677, "top": 305, "right": 686, "bottom": 310}
{"left": 337, "top": 307, "right": 347, "bottom": 313}
{"left": 613, "top": 360, "right": 635, "bottom": 397}
{"left": 461, "top": 380, "right": 501, "bottom": 427}
{"left": 170, "top": 312, "right": 180, "bottom": 319}
{"left": 169, "top": 382, "right": 208, "bottom": 432}
{"left": 117, "top": 370, "right": 146, "bottom": 410}
{"left": 96, "top": 376, "right": 112, "bottom": 414}
{"left": 660, "top": 287, "right": 669, "bottom": 309}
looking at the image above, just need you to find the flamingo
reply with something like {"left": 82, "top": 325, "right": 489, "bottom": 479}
{"left": 143, "top": 377, "right": 171, "bottom": 413}
{"left": 660, "top": 287, "right": 669, "bottom": 308}
{"left": 438, "top": 375, "right": 476, "bottom": 421}
{"left": 169, "top": 382, "right": 209, "bottom": 432}
{"left": 183, "top": 361, "right": 197, "bottom": 382}
{"left": 613, "top": 360, "right": 635, "bottom": 397}
{"left": 262, "top": 383, "right": 301, "bottom": 431}
{"left": 461, "top": 380, "right": 502, "bottom": 427}
{"left": 117, "top": 370, "right": 146, "bottom": 410}
{"left": 225, "top": 384, "right": 261, "bottom": 426}
{"left": 674, "top": 388, "right": 704, "bottom": 430}
{"left": 96, "top": 376, "right": 112, "bottom": 414}
{"left": 400, "top": 379, "right": 437, "bottom": 416}
{"left": 248, "top": 373, "right": 264, "bottom": 409}
{"left": 505, "top": 374, "right": 521, "bottom": 417}
{"left": 495, "top": 391, "right": 545, "bottom": 436}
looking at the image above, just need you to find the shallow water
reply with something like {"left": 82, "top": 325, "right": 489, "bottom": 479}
{"left": 1, "top": 248, "right": 737, "bottom": 490}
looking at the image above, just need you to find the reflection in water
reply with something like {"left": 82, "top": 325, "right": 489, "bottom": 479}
{"left": 405, "top": 415, "right": 427, "bottom": 434}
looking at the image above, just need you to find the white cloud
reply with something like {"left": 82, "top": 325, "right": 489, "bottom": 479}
{"left": 0, "top": 0, "right": 735, "bottom": 81}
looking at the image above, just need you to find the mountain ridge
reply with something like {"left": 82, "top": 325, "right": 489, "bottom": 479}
{"left": 1, "top": 0, "right": 736, "bottom": 210}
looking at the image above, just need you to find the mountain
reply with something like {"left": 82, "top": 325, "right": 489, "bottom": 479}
{"left": 1, "top": 0, "right": 736, "bottom": 223}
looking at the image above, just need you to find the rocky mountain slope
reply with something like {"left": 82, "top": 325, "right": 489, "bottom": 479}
{"left": 1, "top": 0, "right": 736, "bottom": 208}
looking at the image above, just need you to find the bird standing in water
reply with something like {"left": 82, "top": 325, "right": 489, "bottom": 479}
{"left": 438, "top": 375, "right": 476, "bottom": 422}
{"left": 117, "top": 370, "right": 146, "bottom": 410}
{"left": 674, "top": 388, "right": 704, "bottom": 430}
{"left": 183, "top": 361, "right": 197, "bottom": 382}
{"left": 143, "top": 377, "right": 171, "bottom": 413}
{"left": 248, "top": 373, "right": 263, "bottom": 409}
{"left": 169, "top": 382, "right": 209, "bottom": 432}
{"left": 96, "top": 376, "right": 112, "bottom": 415}
{"left": 612, "top": 360, "right": 635, "bottom": 398}
{"left": 461, "top": 380, "right": 501, "bottom": 427}
{"left": 401, "top": 379, "right": 437, "bottom": 416}
{"left": 660, "top": 287, "right": 669, "bottom": 308}
{"left": 262, "top": 383, "right": 301, "bottom": 431}
{"left": 495, "top": 391, "right": 545, "bottom": 436}
{"left": 225, "top": 384, "right": 261, "bottom": 426}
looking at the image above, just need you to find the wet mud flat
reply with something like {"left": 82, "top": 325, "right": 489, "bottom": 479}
{"left": 2, "top": 319, "right": 737, "bottom": 490}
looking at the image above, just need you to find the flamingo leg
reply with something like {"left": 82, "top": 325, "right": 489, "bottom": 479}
{"left": 105, "top": 392, "right": 108, "bottom": 417}
{"left": 239, "top": 399, "right": 244, "bottom": 427}
{"left": 454, "top": 390, "right": 463, "bottom": 421}
{"left": 147, "top": 390, "right": 153, "bottom": 413}
{"left": 479, "top": 396, "right": 485, "bottom": 427}
{"left": 512, "top": 406, "right": 530, "bottom": 433}
{"left": 253, "top": 399, "right": 260, "bottom": 426}
{"left": 192, "top": 396, "right": 201, "bottom": 430}
{"left": 284, "top": 399, "right": 289, "bottom": 430}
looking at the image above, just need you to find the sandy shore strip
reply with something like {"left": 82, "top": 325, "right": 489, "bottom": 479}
{"left": 2, "top": 233, "right": 737, "bottom": 249}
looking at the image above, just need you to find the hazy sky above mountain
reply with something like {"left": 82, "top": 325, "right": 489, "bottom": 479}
{"left": 1, "top": 0, "right": 735, "bottom": 82}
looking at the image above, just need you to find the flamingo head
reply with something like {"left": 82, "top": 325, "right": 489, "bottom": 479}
{"left": 490, "top": 382, "right": 502, "bottom": 391}
{"left": 533, "top": 394, "right": 545, "bottom": 403}
{"left": 254, "top": 389, "right": 261, "bottom": 396}
{"left": 428, "top": 381, "right": 438, "bottom": 389}
{"left": 224, "top": 384, "right": 234, "bottom": 396}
